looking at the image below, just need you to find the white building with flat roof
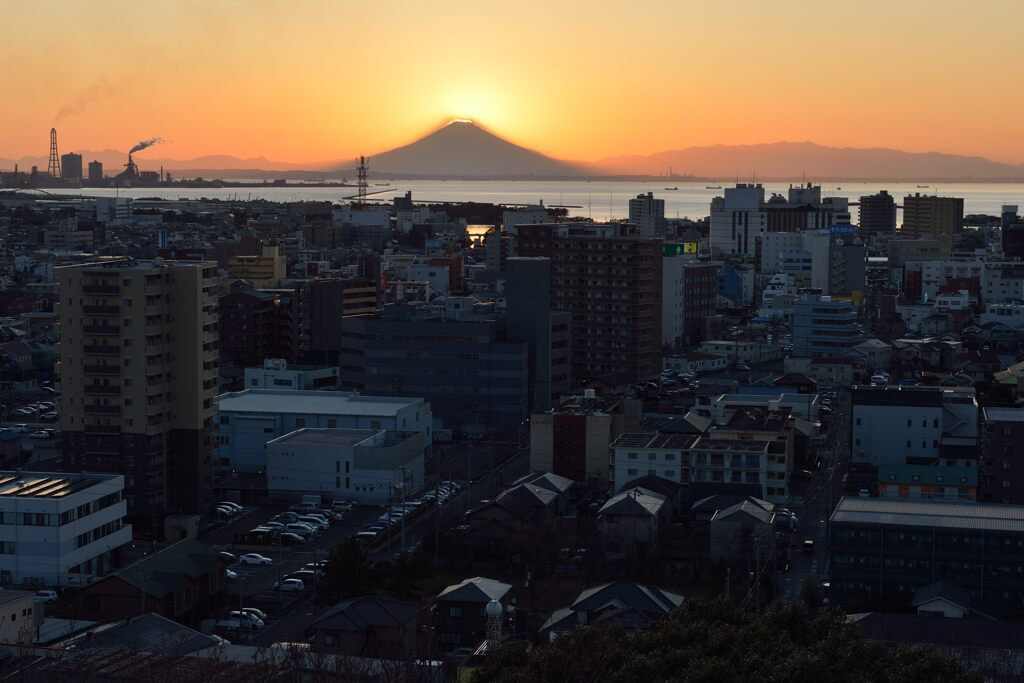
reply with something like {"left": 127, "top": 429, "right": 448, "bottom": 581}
{"left": 243, "top": 358, "right": 339, "bottom": 391}
{"left": 214, "top": 389, "right": 433, "bottom": 473}
{"left": 266, "top": 428, "right": 425, "bottom": 504}
{"left": 0, "top": 471, "right": 130, "bottom": 586}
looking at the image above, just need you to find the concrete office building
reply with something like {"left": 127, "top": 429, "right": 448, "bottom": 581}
{"left": 710, "top": 183, "right": 850, "bottom": 257}
{"left": 504, "top": 257, "right": 571, "bottom": 412}
{"left": 340, "top": 305, "right": 529, "bottom": 435}
{"left": 57, "top": 259, "right": 218, "bottom": 537}
{"left": 663, "top": 256, "right": 716, "bottom": 348}
{"left": 214, "top": 389, "right": 432, "bottom": 474}
{"left": 611, "top": 433, "right": 695, "bottom": 493}
{"left": 502, "top": 205, "right": 549, "bottom": 235}
{"left": 791, "top": 289, "right": 863, "bottom": 357}
{"left": 244, "top": 358, "right": 338, "bottom": 391}
{"left": 266, "top": 428, "right": 424, "bottom": 504}
{"left": 530, "top": 393, "right": 642, "bottom": 486}
{"left": 857, "top": 191, "right": 897, "bottom": 240}
{"left": 0, "top": 471, "right": 131, "bottom": 586}
{"left": 629, "top": 192, "right": 667, "bottom": 236}
{"left": 87, "top": 160, "right": 103, "bottom": 183}
{"left": 517, "top": 222, "right": 662, "bottom": 384}
{"left": 829, "top": 497, "right": 1024, "bottom": 613}
{"left": 901, "top": 194, "right": 964, "bottom": 248}
{"left": 60, "top": 153, "right": 83, "bottom": 181}
{"left": 851, "top": 385, "right": 977, "bottom": 469}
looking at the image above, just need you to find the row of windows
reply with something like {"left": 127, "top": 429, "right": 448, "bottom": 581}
{"left": 75, "top": 518, "right": 124, "bottom": 549}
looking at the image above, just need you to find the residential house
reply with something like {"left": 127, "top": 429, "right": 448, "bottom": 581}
{"left": 74, "top": 539, "right": 228, "bottom": 627}
{"left": 597, "top": 487, "right": 669, "bottom": 555}
{"left": 709, "top": 498, "right": 776, "bottom": 565}
{"left": 432, "top": 577, "right": 512, "bottom": 650}
{"left": 539, "top": 582, "right": 683, "bottom": 641}
{"left": 306, "top": 596, "right": 419, "bottom": 657}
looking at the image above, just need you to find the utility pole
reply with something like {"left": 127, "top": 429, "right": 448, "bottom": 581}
{"left": 399, "top": 465, "right": 407, "bottom": 553}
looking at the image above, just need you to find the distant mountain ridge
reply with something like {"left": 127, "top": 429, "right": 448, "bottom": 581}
{"left": 4, "top": 134, "right": 1024, "bottom": 181}
{"left": 343, "top": 120, "right": 584, "bottom": 178}
{"left": 593, "top": 141, "right": 1024, "bottom": 181}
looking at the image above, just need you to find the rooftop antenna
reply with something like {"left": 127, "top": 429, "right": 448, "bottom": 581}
{"left": 48, "top": 128, "right": 61, "bottom": 178}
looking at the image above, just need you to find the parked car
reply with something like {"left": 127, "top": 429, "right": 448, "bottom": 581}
{"left": 216, "top": 502, "right": 243, "bottom": 513}
{"left": 286, "top": 569, "right": 317, "bottom": 583}
{"left": 218, "top": 551, "right": 236, "bottom": 563}
{"left": 9, "top": 424, "right": 28, "bottom": 433}
{"left": 297, "top": 515, "right": 329, "bottom": 530}
{"left": 275, "top": 512, "right": 299, "bottom": 523}
{"left": 279, "top": 532, "right": 305, "bottom": 546}
{"left": 802, "top": 540, "right": 815, "bottom": 555}
{"left": 29, "top": 431, "right": 51, "bottom": 439}
{"left": 239, "top": 553, "right": 272, "bottom": 566}
{"left": 302, "top": 563, "right": 326, "bottom": 577}
{"left": 229, "top": 611, "right": 264, "bottom": 629}
{"left": 42, "top": 386, "right": 57, "bottom": 395}
{"left": 33, "top": 590, "right": 58, "bottom": 604}
{"left": 226, "top": 569, "right": 238, "bottom": 582}
{"left": 355, "top": 531, "right": 379, "bottom": 544}
{"left": 240, "top": 607, "right": 268, "bottom": 622}
{"left": 273, "top": 578, "right": 305, "bottom": 592}
{"left": 39, "top": 412, "right": 59, "bottom": 422}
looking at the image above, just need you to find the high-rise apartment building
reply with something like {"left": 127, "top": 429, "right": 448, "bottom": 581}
{"left": 57, "top": 259, "right": 219, "bottom": 537}
{"left": 61, "top": 153, "right": 83, "bottom": 181}
{"left": 901, "top": 194, "right": 964, "bottom": 248}
{"left": 504, "top": 257, "right": 571, "bottom": 412}
{"left": 296, "top": 277, "right": 378, "bottom": 365}
{"left": 227, "top": 245, "right": 286, "bottom": 287}
{"left": 88, "top": 160, "right": 103, "bottom": 183}
{"left": 219, "top": 282, "right": 296, "bottom": 369}
{"left": 517, "top": 223, "right": 662, "bottom": 384}
{"left": 629, "top": 192, "right": 667, "bottom": 236}
{"left": 857, "top": 190, "right": 897, "bottom": 240}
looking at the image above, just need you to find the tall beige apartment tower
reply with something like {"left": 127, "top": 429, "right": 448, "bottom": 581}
{"left": 901, "top": 193, "right": 964, "bottom": 249}
{"left": 57, "top": 258, "right": 219, "bottom": 537}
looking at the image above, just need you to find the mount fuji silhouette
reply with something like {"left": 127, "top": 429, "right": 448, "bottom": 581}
{"left": 351, "top": 120, "right": 583, "bottom": 178}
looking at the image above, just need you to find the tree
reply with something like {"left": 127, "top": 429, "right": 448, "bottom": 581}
{"left": 320, "top": 537, "right": 375, "bottom": 603}
{"left": 471, "top": 597, "right": 980, "bottom": 683}
{"left": 379, "top": 549, "right": 433, "bottom": 601}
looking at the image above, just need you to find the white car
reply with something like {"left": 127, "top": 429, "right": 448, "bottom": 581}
{"left": 29, "top": 431, "right": 51, "bottom": 439}
{"left": 34, "top": 590, "right": 58, "bottom": 604}
{"left": 273, "top": 578, "right": 305, "bottom": 592}
{"left": 216, "top": 501, "right": 243, "bottom": 513}
{"left": 240, "top": 607, "right": 268, "bottom": 621}
{"left": 239, "top": 553, "right": 272, "bottom": 566}
{"left": 226, "top": 569, "right": 238, "bottom": 581}
{"left": 9, "top": 424, "right": 28, "bottom": 433}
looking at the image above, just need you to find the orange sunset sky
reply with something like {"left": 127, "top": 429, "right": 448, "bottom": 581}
{"left": 2, "top": 0, "right": 1024, "bottom": 165}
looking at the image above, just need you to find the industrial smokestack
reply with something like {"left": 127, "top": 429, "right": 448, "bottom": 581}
{"left": 129, "top": 137, "right": 164, "bottom": 154}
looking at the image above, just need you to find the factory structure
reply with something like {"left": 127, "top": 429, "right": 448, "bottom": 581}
{"left": 0, "top": 128, "right": 168, "bottom": 189}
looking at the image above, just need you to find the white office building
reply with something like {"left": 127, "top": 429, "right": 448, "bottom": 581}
{"left": 214, "top": 389, "right": 433, "bottom": 473}
{"left": 243, "top": 358, "right": 339, "bottom": 391}
{"left": 502, "top": 205, "right": 548, "bottom": 235}
{"left": 0, "top": 471, "right": 130, "bottom": 586}
{"left": 851, "top": 386, "right": 977, "bottom": 467}
{"left": 629, "top": 193, "right": 667, "bottom": 236}
{"left": 266, "top": 429, "right": 425, "bottom": 504}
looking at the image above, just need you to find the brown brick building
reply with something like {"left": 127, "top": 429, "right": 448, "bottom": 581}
{"left": 517, "top": 223, "right": 662, "bottom": 384}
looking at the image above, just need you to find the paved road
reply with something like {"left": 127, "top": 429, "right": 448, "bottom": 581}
{"left": 779, "top": 388, "right": 851, "bottom": 604}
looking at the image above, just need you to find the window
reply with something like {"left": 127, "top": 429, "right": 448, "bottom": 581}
{"left": 665, "top": 470, "right": 676, "bottom": 477}
{"left": 1004, "top": 479, "right": 1013, "bottom": 489}
{"left": 449, "top": 607, "right": 462, "bottom": 618}
{"left": 648, "top": 453, "right": 656, "bottom": 461}
{"left": 856, "top": 418, "right": 861, "bottom": 426}
{"left": 627, "top": 452, "right": 637, "bottom": 460}
{"left": 855, "top": 439, "right": 861, "bottom": 447}
{"left": 907, "top": 420, "right": 911, "bottom": 427}
{"left": 665, "top": 453, "right": 675, "bottom": 461}
{"left": 906, "top": 441, "right": 911, "bottom": 448}
{"left": 627, "top": 468, "right": 638, "bottom": 476}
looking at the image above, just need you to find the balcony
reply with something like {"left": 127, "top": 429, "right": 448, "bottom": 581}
{"left": 83, "top": 304, "right": 120, "bottom": 315}
{"left": 84, "top": 404, "right": 121, "bottom": 415}
{"left": 84, "top": 365, "right": 120, "bottom": 376}
{"left": 83, "top": 344, "right": 120, "bottom": 356}
{"left": 83, "top": 325, "right": 120, "bottom": 336}
{"left": 84, "top": 384, "right": 121, "bottom": 396}
{"left": 83, "top": 285, "right": 118, "bottom": 295}
{"left": 84, "top": 424, "right": 120, "bottom": 434}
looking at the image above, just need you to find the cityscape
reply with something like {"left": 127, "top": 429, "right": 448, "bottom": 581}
{"left": 3, "top": 1, "right": 1024, "bottom": 681}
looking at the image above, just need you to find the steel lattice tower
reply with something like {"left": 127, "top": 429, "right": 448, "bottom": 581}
{"left": 48, "top": 128, "right": 61, "bottom": 178}
{"left": 356, "top": 156, "right": 368, "bottom": 200}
